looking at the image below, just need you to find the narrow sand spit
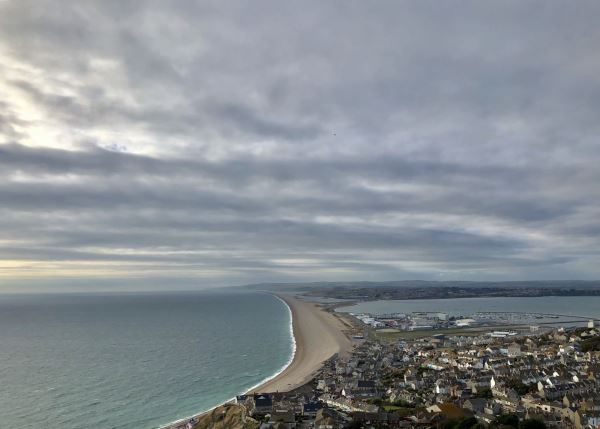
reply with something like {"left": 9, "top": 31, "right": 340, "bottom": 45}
{"left": 251, "top": 294, "right": 352, "bottom": 393}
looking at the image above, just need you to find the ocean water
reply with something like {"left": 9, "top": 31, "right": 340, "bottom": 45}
{"left": 0, "top": 290, "right": 293, "bottom": 429}
{"left": 337, "top": 296, "right": 600, "bottom": 325}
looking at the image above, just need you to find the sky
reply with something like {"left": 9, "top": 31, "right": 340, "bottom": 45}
{"left": 1, "top": 1, "right": 600, "bottom": 292}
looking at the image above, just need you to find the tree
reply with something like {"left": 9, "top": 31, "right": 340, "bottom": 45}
{"left": 520, "top": 419, "right": 547, "bottom": 429}
{"left": 505, "top": 378, "right": 532, "bottom": 395}
{"left": 581, "top": 336, "right": 600, "bottom": 352}
{"left": 477, "top": 387, "right": 493, "bottom": 399}
{"left": 493, "top": 413, "right": 519, "bottom": 428}
{"left": 457, "top": 417, "right": 478, "bottom": 429}
{"left": 443, "top": 417, "right": 480, "bottom": 429}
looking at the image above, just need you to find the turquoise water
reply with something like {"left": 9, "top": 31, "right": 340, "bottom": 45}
{"left": 0, "top": 290, "right": 293, "bottom": 429}
{"left": 337, "top": 296, "right": 600, "bottom": 322}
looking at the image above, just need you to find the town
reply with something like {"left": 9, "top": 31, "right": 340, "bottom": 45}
{"left": 191, "top": 312, "right": 600, "bottom": 429}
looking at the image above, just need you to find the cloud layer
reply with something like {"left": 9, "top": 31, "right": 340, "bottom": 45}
{"left": 1, "top": 1, "right": 599, "bottom": 290}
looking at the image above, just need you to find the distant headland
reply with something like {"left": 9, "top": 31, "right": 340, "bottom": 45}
{"left": 241, "top": 280, "right": 600, "bottom": 301}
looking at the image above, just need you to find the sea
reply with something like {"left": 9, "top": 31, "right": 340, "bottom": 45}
{"left": 337, "top": 296, "right": 600, "bottom": 325}
{"left": 0, "top": 290, "right": 294, "bottom": 429}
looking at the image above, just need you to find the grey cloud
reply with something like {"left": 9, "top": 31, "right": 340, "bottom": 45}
{"left": 1, "top": 1, "right": 599, "bottom": 289}
{"left": 207, "top": 101, "right": 322, "bottom": 141}
{"left": 0, "top": 143, "right": 581, "bottom": 224}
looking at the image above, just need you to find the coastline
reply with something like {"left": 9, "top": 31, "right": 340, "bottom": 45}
{"left": 250, "top": 293, "right": 352, "bottom": 393}
{"left": 244, "top": 293, "right": 297, "bottom": 393}
{"left": 158, "top": 292, "right": 352, "bottom": 429}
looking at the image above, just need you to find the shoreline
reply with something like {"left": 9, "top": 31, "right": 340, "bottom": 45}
{"left": 158, "top": 292, "right": 352, "bottom": 429}
{"left": 250, "top": 293, "right": 352, "bottom": 393}
{"left": 246, "top": 293, "right": 297, "bottom": 393}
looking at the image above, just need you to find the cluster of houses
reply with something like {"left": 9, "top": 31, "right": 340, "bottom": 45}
{"left": 234, "top": 325, "right": 600, "bottom": 428}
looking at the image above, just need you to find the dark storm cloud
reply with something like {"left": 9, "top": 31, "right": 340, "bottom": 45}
{"left": 0, "top": 0, "right": 599, "bottom": 289}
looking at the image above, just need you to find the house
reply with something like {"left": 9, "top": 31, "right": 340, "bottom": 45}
{"left": 303, "top": 401, "right": 322, "bottom": 416}
{"left": 315, "top": 408, "right": 343, "bottom": 429}
{"left": 353, "top": 380, "right": 378, "bottom": 398}
{"left": 427, "top": 402, "right": 472, "bottom": 420}
{"left": 574, "top": 410, "right": 600, "bottom": 429}
{"left": 253, "top": 394, "right": 273, "bottom": 414}
{"left": 356, "top": 380, "right": 376, "bottom": 390}
{"left": 270, "top": 409, "right": 296, "bottom": 427}
{"left": 508, "top": 343, "right": 522, "bottom": 357}
{"left": 464, "top": 398, "right": 487, "bottom": 413}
